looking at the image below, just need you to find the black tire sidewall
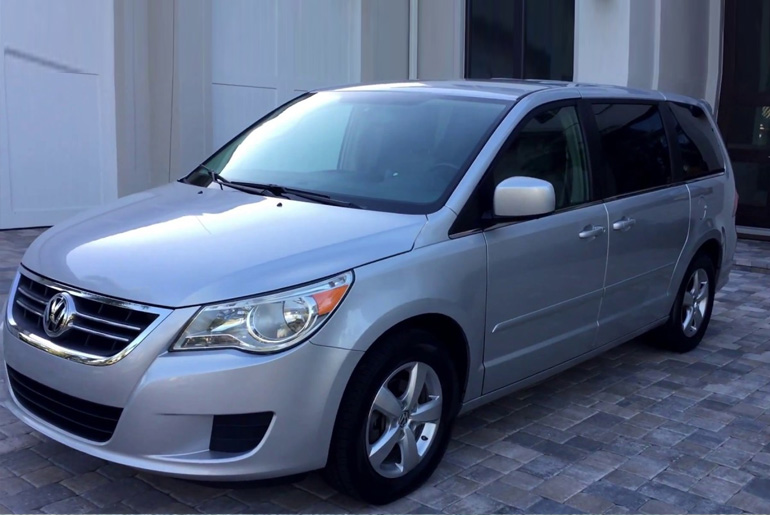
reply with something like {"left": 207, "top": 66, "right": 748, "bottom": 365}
{"left": 667, "top": 254, "right": 716, "bottom": 351}
{"left": 327, "top": 329, "right": 459, "bottom": 504}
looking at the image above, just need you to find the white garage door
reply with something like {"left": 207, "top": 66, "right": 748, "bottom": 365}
{"left": 0, "top": 0, "right": 117, "bottom": 229}
{"left": 211, "top": 0, "right": 361, "bottom": 149}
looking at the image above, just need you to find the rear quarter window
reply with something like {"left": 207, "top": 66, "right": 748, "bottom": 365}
{"left": 669, "top": 102, "right": 726, "bottom": 180}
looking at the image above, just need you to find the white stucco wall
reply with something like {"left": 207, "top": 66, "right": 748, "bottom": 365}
{"left": 575, "top": 0, "right": 722, "bottom": 108}
{"left": 574, "top": 0, "right": 631, "bottom": 86}
{"left": 416, "top": 0, "right": 464, "bottom": 79}
{"left": 657, "top": 0, "right": 711, "bottom": 100}
{"left": 361, "top": 0, "right": 410, "bottom": 82}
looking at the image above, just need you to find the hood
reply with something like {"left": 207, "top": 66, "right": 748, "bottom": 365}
{"left": 22, "top": 182, "right": 427, "bottom": 307}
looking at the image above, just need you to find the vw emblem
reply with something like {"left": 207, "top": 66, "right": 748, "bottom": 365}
{"left": 43, "top": 292, "right": 76, "bottom": 338}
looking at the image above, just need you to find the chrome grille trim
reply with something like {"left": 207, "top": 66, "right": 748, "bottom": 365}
{"left": 16, "top": 285, "right": 47, "bottom": 305}
{"left": 15, "top": 297, "right": 44, "bottom": 317}
{"left": 5, "top": 269, "right": 172, "bottom": 366}
{"left": 69, "top": 323, "right": 131, "bottom": 343}
{"left": 73, "top": 311, "right": 143, "bottom": 332}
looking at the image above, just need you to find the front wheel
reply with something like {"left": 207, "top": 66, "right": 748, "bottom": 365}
{"left": 324, "top": 329, "right": 460, "bottom": 504}
{"left": 652, "top": 254, "right": 716, "bottom": 353}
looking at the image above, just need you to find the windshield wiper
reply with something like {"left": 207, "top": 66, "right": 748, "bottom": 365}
{"left": 191, "top": 168, "right": 362, "bottom": 208}
{"left": 230, "top": 182, "right": 363, "bottom": 209}
{"left": 195, "top": 166, "right": 282, "bottom": 197}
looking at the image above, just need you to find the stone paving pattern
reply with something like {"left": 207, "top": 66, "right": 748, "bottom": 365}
{"left": 0, "top": 228, "right": 769, "bottom": 514}
{"left": 735, "top": 239, "right": 770, "bottom": 274}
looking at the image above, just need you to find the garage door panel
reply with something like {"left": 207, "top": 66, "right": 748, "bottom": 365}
{"left": 4, "top": 55, "right": 103, "bottom": 220}
{"left": 210, "top": 0, "right": 360, "bottom": 147}
{"left": 212, "top": 84, "right": 278, "bottom": 149}
{"left": 212, "top": 0, "right": 279, "bottom": 87}
{"left": 0, "top": 0, "right": 116, "bottom": 228}
{"left": 0, "top": 0, "right": 105, "bottom": 74}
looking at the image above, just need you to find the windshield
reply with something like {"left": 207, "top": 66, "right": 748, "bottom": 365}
{"left": 186, "top": 91, "right": 511, "bottom": 214}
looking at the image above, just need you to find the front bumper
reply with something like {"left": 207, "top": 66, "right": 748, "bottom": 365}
{"left": 1, "top": 318, "right": 362, "bottom": 480}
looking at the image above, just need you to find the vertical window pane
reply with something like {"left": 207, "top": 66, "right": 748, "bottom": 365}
{"left": 493, "top": 106, "right": 589, "bottom": 209}
{"left": 524, "top": 0, "right": 575, "bottom": 81}
{"left": 593, "top": 104, "right": 672, "bottom": 196}
{"left": 722, "top": 106, "right": 770, "bottom": 148}
{"left": 466, "top": 0, "right": 520, "bottom": 79}
{"left": 466, "top": 0, "right": 575, "bottom": 80}
{"left": 735, "top": 0, "right": 770, "bottom": 95}
{"left": 734, "top": 162, "right": 770, "bottom": 228}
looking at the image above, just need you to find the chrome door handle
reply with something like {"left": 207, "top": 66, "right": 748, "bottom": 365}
{"left": 579, "top": 225, "right": 606, "bottom": 240}
{"left": 612, "top": 217, "right": 636, "bottom": 231}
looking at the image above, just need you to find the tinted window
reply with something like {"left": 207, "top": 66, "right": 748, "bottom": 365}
{"left": 191, "top": 92, "right": 510, "bottom": 214}
{"left": 523, "top": 0, "right": 575, "bottom": 81}
{"left": 593, "top": 103, "right": 672, "bottom": 197}
{"left": 465, "top": 0, "right": 575, "bottom": 81}
{"left": 492, "top": 105, "right": 590, "bottom": 210}
{"left": 466, "top": 0, "right": 520, "bottom": 78}
{"left": 669, "top": 103, "right": 725, "bottom": 180}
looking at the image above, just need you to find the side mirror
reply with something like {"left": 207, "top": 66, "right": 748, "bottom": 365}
{"left": 493, "top": 177, "right": 556, "bottom": 218}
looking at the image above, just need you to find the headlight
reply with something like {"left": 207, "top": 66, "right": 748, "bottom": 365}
{"left": 172, "top": 272, "right": 352, "bottom": 353}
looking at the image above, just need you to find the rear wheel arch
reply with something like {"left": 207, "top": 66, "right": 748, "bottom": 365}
{"left": 696, "top": 238, "right": 722, "bottom": 270}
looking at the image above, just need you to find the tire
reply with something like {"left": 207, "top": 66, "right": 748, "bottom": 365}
{"left": 324, "top": 328, "right": 460, "bottom": 505}
{"left": 651, "top": 253, "right": 716, "bottom": 353}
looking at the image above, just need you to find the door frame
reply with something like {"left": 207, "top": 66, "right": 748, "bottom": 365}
{"left": 718, "top": 0, "right": 770, "bottom": 237}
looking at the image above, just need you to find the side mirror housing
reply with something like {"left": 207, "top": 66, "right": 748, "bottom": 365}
{"left": 493, "top": 177, "right": 556, "bottom": 218}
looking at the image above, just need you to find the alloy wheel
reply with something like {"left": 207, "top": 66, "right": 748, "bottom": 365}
{"left": 365, "top": 361, "right": 442, "bottom": 479}
{"left": 681, "top": 268, "right": 710, "bottom": 337}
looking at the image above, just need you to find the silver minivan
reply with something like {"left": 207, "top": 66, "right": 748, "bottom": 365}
{"left": 2, "top": 80, "right": 736, "bottom": 504}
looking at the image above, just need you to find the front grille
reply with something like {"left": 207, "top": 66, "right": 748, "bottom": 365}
{"left": 7, "top": 366, "right": 122, "bottom": 442}
{"left": 210, "top": 412, "right": 273, "bottom": 453}
{"left": 12, "top": 273, "right": 158, "bottom": 358}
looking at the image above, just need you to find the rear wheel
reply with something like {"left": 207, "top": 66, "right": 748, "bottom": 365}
{"left": 651, "top": 254, "right": 716, "bottom": 353}
{"left": 324, "top": 328, "right": 460, "bottom": 504}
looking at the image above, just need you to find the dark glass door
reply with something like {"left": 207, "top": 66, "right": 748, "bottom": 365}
{"left": 465, "top": 0, "right": 574, "bottom": 81}
{"left": 719, "top": 0, "right": 770, "bottom": 231}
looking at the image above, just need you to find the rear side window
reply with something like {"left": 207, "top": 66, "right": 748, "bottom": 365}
{"left": 669, "top": 103, "right": 725, "bottom": 180}
{"left": 593, "top": 103, "right": 672, "bottom": 197}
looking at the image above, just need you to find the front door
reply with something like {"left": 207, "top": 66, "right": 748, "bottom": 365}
{"left": 719, "top": 0, "right": 770, "bottom": 237}
{"left": 590, "top": 103, "right": 690, "bottom": 345}
{"left": 482, "top": 102, "right": 608, "bottom": 394}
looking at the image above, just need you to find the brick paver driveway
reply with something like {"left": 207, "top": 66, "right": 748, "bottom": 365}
{"left": 0, "top": 229, "right": 769, "bottom": 514}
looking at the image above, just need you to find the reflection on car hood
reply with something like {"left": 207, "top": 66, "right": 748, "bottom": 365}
{"left": 22, "top": 183, "right": 427, "bottom": 307}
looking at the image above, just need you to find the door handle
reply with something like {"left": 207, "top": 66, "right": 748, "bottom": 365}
{"left": 579, "top": 225, "right": 606, "bottom": 240}
{"left": 612, "top": 216, "right": 636, "bottom": 231}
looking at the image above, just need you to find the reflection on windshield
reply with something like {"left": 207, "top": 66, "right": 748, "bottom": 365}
{"left": 196, "top": 91, "right": 511, "bottom": 214}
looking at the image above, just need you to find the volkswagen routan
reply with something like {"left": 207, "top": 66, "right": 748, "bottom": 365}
{"left": 2, "top": 80, "right": 737, "bottom": 504}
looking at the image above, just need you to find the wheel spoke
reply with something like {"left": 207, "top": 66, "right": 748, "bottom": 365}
{"left": 692, "top": 307, "right": 704, "bottom": 330}
{"left": 682, "top": 291, "right": 695, "bottom": 308}
{"left": 373, "top": 386, "right": 402, "bottom": 420}
{"left": 369, "top": 427, "right": 400, "bottom": 468}
{"left": 411, "top": 397, "right": 442, "bottom": 423}
{"left": 696, "top": 281, "right": 709, "bottom": 302}
{"left": 403, "top": 362, "right": 427, "bottom": 410}
{"left": 682, "top": 307, "right": 693, "bottom": 331}
{"left": 688, "top": 277, "right": 698, "bottom": 297}
{"left": 398, "top": 426, "right": 420, "bottom": 473}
